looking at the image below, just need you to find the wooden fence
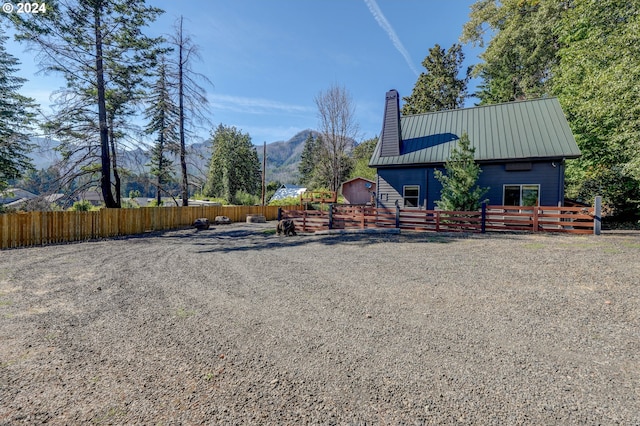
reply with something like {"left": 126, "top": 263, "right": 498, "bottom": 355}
{"left": 0, "top": 205, "right": 299, "bottom": 249}
{"left": 280, "top": 203, "right": 599, "bottom": 236}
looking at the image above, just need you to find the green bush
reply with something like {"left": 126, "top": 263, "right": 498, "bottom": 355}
{"left": 268, "top": 196, "right": 301, "bottom": 206}
{"left": 69, "top": 200, "right": 95, "bottom": 211}
{"left": 233, "top": 190, "right": 260, "bottom": 206}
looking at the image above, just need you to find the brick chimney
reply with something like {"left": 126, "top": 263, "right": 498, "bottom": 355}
{"left": 380, "top": 89, "right": 401, "bottom": 157}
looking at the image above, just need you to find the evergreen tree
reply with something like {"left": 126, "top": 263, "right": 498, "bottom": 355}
{"left": 298, "top": 133, "right": 319, "bottom": 187}
{"left": 434, "top": 133, "right": 488, "bottom": 211}
{"left": 204, "top": 124, "right": 260, "bottom": 204}
{"left": 348, "top": 137, "right": 377, "bottom": 181}
{"left": 402, "top": 44, "right": 470, "bottom": 115}
{"left": 144, "top": 57, "right": 178, "bottom": 205}
{"left": 0, "top": 32, "right": 36, "bottom": 192}
{"left": 7, "top": 0, "right": 164, "bottom": 207}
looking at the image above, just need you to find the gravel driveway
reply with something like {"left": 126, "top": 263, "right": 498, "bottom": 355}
{"left": 1, "top": 222, "right": 639, "bottom": 424}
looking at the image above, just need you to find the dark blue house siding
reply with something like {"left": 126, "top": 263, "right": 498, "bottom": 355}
{"left": 376, "top": 161, "right": 566, "bottom": 209}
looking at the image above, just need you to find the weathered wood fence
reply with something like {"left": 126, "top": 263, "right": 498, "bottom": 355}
{"left": 0, "top": 205, "right": 299, "bottom": 249}
{"left": 280, "top": 201, "right": 600, "bottom": 236}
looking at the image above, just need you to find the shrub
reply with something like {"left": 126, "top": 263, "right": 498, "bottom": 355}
{"left": 233, "top": 190, "right": 260, "bottom": 206}
{"left": 268, "top": 196, "right": 301, "bottom": 207}
{"left": 69, "top": 200, "right": 95, "bottom": 211}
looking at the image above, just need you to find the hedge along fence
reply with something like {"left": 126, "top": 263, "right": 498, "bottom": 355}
{"left": 0, "top": 205, "right": 300, "bottom": 249}
{"left": 280, "top": 198, "right": 602, "bottom": 236}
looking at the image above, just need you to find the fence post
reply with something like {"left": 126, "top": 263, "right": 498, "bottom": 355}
{"left": 594, "top": 196, "right": 602, "bottom": 236}
{"left": 395, "top": 204, "right": 400, "bottom": 228}
{"left": 532, "top": 207, "right": 539, "bottom": 232}
{"left": 328, "top": 204, "right": 333, "bottom": 230}
{"left": 277, "top": 207, "right": 282, "bottom": 222}
{"left": 481, "top": 202, "right": 486, "bottom": 234}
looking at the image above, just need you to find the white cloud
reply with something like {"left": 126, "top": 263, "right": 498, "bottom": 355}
{"left": 363, "top": 0, "right": 420, "bottom": 76}
{"left": 209, "top": 93, "right": 314, "bottom": 116}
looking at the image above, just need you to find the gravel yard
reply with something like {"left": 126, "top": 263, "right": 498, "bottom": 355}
{"left": 1, "top": 222, "right": 639, "bottom": 424}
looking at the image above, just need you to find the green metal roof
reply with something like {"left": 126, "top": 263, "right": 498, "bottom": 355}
{"left": 370, "top": 97, "right": 581, "bottom": 167}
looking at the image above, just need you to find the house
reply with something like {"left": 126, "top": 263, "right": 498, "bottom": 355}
{"left": 0, "top": 188, "right": 67, "bottom": 210}
{"left": 369, "top": 90, "right": 581, "bottom": 209}
{"left": 341, "top": 177, "right": 376, "bottom": 205}
{"left": 269, "top": 184, "right": 307, "bottom": 202}
{"left": 0, "top": 188, "right": 38, "bottom": 209}
{"left": 77, "top": 189, "right": 104, "bottom": 206}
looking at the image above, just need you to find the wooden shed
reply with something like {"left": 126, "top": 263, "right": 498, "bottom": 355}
{"left": 341, "top": 177, "right": 376, "bottom": 205}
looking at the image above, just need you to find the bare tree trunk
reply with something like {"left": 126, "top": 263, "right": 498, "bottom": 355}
{"left": 178, "top": 16, "right": 189, "bottom": 207}
{"left": 108, "top": 118, "right": 121, "bottom": 207}
{"left": 94, "top": 2, "right": 117, "bottom": 208}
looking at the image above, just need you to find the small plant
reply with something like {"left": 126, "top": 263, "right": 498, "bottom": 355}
{"left": 268, "top": 196, "right": 301, "bottom": 206}
{"left": 69, "top": 200, "right": 95, "bottom": 211}
{"left": 176, "top": 307, "right": 196, "bottom": 318}
{"left": 233, "top": 190, "right": 260, "bottom": 206}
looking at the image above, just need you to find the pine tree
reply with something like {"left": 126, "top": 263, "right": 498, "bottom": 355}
{"left": 8, "top": 0, "right": 164, "bottom": 207}
{"left": 434, "top": 133, "right": 488, "bottom": 211}
{"left": 402, "top": 44, "right": 470, "bottom": 115}
{"left": 204, "top": 125, "right": 260, "bottom": 204}
{"left": 298, "top": 133, "right": 319, "bottom": 187}
{"left": 144, "top": 58, "right": 178, "bottom": 205}
{"left": 0, "top": 32, "right": 36, "bottom": 192}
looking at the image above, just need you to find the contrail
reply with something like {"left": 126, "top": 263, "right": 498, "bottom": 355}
{"left": 363, "top": 0, "right": 420, "bottom": 76}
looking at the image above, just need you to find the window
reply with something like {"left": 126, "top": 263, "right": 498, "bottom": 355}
{"left": 403, "top": 185, "right": 419, "bottom": 208}
{"left": 503, "top": 184, "right": 540, "bottom": 206}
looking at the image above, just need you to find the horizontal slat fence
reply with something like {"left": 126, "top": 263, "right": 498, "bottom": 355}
{"left": 281, "top": 204, "right": 596, "bottom": 235}
{"left": 485, "top": 205, "right": 595, "bottom": 234}
{"left": 1, "top": 205, "right": 299, "bottom": 249}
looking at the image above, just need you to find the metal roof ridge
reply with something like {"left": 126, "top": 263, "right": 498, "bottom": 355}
{"left": 400, "top": 96, "right": 558, "bottom": 118}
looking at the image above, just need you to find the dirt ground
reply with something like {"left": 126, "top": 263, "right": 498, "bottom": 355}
{"left": 1, "top": 222, "right": 639, "bottom": 424}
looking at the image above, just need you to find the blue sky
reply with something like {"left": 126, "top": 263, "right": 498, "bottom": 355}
{"left": 7, "top": 0, "right": 482, "bottom": 145}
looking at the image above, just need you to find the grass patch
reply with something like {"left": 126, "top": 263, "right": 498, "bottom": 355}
{"left": 621, "top": 241, "right": 640, "bottom": 249}
{"left": 523, "top": 242, "right": 545, "bottom": 250}
{"left": 92, "top": 406, "right": 126, "bottom": 425}
{"left": 176, "top": 308, "right": 196, "bottom": 318}
{"left": 262, "top": 228, "right": 277, "bottom": 235}
{"left": 0, "top": 299, "right": 12, "bottom": 307}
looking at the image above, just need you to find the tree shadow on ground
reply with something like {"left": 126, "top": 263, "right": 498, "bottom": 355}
{"left": 155, "top": 227, "right": 480, "bottom": 254}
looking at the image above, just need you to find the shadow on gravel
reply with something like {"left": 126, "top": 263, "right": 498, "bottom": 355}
{"left": 158, "top": 227, "right": 466, "bottom": 254}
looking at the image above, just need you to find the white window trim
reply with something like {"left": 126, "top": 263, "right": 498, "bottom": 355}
{"left": 502, "top": 184, "right": 540, "bottom": 206}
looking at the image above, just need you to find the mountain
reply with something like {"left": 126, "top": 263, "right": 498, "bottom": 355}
{"left": 26, "top": 130, "right": 316, "bottom": 186}
{"left": 256, "top": 129, "right": 318, "bottom": 184}
{"left": 28, "top": 137, "right": 62, "bottom": 170}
